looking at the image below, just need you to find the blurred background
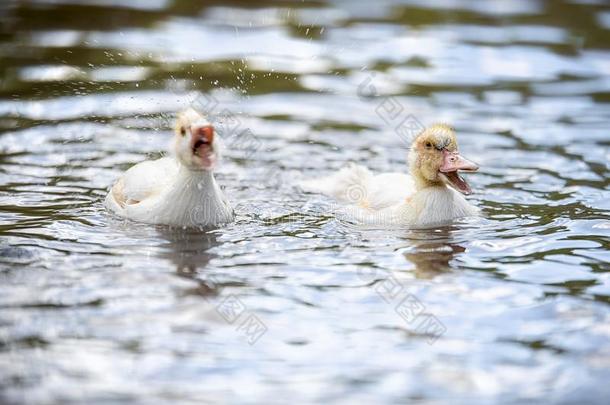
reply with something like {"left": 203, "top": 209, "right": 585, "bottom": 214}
{"left": 1, "top": 0, "right": 609, "bottom": 403}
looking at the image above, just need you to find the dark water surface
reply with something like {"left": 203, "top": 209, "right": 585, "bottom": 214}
{"left": 1, "top": 0, "right": 610, "bottom": 403}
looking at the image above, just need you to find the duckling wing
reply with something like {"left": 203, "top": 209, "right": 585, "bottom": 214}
{"left": 298, "top": 163, "right": 416, "bottom": 209}
{"left": 109, "top": 157, "right": 178, "bottom": 207}
{"left": 298, "top": 163, "right": 373, "bottom": 203}
{"left": 365, "top": 172, "right": 416, "bottom": 210}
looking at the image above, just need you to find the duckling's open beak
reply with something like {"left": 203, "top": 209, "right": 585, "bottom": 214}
{"left": 439, "top": 150, "right": 478, "bottom": 195}
{"left": 191, "top": 124, "right": 216, "bottom": 169}
{"left": 191, "top": 125, "right": 214, "bottom": 151}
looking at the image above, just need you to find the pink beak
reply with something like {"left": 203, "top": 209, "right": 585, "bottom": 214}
{"left": 439, "top": 150, "right": 478, "bottom": 173}
{"left": 438, "top": 149, "right": 478, "bottom": 195}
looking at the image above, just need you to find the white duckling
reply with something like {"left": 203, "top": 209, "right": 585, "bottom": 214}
{"left": 299, "top": 124, "right": 479, "bottom": 228}
{"left": 105, "top": 108, "right": 233, "bottom": 227}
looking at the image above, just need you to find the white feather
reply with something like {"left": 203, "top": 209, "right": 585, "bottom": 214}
{"left": 105, "top": 109, "right": 233, "bottom": 228}
{"left": 105, "top": 161, "right": 233, "bottom": 227}
{"left": 299, "top": 163, "right": 478, "bottom": 228}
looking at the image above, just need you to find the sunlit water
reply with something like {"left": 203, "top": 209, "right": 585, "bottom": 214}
{"left": 1, "top": 0, "right": 609, "bottom": 403}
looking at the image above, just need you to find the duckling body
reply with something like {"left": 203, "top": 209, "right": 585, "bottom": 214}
{"left": 105, "top": 109, "right": 233, "bottom": 228}
{"left": 299, "top": 125, "right": 479, "bottom": 228}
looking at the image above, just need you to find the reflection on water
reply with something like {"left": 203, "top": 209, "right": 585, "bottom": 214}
{"left": 403, "top": 228, "right": 467, "bottom": 279}
{"left": 159, "top": 228, "right": 220, "bottom": 297}
{"left": 1, "top": 0, "right": 610, "bottom": 403}
{"left": 159, "top": 228, "right": 218, "bottom": 274}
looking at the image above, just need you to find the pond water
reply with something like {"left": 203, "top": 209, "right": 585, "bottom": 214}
{"left": 1, "top": 0, "right": 610, "bottom": 403}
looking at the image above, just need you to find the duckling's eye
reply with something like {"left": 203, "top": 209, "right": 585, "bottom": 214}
{"left": 425, "top": 142, "right": 432, "bottom": 148}
{"left": 180, "top": 127, "right": 186, "bottom": 137}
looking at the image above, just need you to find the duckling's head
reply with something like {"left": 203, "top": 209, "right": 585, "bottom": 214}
{"left": 408, "top": 124, "right": 478, "bottom": 194}
{"left": 173, "top": 108, "right": 219, "bottom": 171}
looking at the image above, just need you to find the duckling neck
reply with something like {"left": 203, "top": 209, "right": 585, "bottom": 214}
{"left": 172, "top": 164, "right": 225, "bottom": 204}
{"left": 413, "top": 176, "right": 444, "bottom": 191}
{"left": 158, "top": 164, "right": 232, "bottom": 226}
{"left": 177, "top": 164, "right": 216, "bottom": 189}
{"left": 410, "top": 165, "right": 445, "bottom": 192}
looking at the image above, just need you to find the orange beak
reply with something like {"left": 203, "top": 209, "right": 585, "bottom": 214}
{"left": 191, "top": 125, "right": 214, "bottom": 150}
